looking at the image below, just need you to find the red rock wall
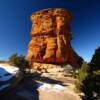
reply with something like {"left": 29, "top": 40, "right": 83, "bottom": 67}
{"left": 27, "top": 8, "right": 81, "bottom": 66}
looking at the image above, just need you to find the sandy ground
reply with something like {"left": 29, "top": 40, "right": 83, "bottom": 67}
{"left": 39, "top": 90, "right": 80, "bottom": 100}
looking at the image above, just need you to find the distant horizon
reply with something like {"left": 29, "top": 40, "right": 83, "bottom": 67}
{"left": 0, "top": 0, "right": 100, "bottom": 62}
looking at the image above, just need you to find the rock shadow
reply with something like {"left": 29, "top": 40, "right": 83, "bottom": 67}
{"left": 0, "top": 77, "right": 39, "bottom": 100}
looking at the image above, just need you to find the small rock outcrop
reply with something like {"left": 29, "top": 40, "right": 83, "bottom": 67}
{"left": 27, "top": 8, "right": 82, "bottom": 70}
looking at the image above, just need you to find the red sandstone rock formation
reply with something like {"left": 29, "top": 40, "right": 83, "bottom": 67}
{"left": 27, "top": 8, "right": 81, "bottom": 67}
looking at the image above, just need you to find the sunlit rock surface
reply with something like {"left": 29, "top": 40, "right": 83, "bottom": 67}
{"left": 27, "top": 8, "right": 82, "bottom": 69}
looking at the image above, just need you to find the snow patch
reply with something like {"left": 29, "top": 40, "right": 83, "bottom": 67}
{"left": 38, "top": 83, "right": 52, "bottom": 90}
{"left": 0, "top": 64, "right": 20, "bottom": 91}
{"left": 53, "top": 84, "right": 65, "bottom": 90}
{"left": 38, "top": 83, "right": 66, "bottom": 92}
{"left": 0, "top": 65, "right": 19, "bottom": 75}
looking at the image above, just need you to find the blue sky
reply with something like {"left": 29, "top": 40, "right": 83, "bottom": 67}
{"left": 0, "top": 0, "right": 100, "bottom": 62}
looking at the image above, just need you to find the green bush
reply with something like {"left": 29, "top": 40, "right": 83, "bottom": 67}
{"left": 90, "top": 47, "right": 100, "bottom": 71}
{"left": 76, "top": 62, "right": 100, "bottom": 100}
{"left": 75, "top": 62, "right": 90, "bottom": 92}
{"left": 9, "top": 53, "right": 30, "bottom": 72}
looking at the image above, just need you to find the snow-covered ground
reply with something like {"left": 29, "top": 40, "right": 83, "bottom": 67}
{"left": 0, "top": 64, "right": 20, "bottom": 92}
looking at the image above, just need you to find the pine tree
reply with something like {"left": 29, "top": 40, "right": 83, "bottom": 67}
{"left": 91, "top": 47, "right": 100, "bottom": 70}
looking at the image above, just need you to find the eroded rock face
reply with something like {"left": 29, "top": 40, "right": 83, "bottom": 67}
{"left": 27, "top": 8, "right": 81, "bottom": 67}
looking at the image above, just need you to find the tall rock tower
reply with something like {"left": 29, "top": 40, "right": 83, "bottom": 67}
{"left": 27, "top": 8, "right": 82, "bottom": 71}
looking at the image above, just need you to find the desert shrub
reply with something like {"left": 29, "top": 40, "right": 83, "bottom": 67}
{"left": 9, "top": 53, "right": 30, "bottom": 72}
{"left": 75, "top": 62, "right": 90, "bottom": 92}
{"left": 76, "top": 62, "right": 100, "bottom": 100}
{"left": 75, "top": 62, "right": 95, "bottom": 100}
{"left": 9, "top": 53, "right": 18, "bottom": 66}
{"left": 92, "top": 70, "right": 100, "bottom": 99}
